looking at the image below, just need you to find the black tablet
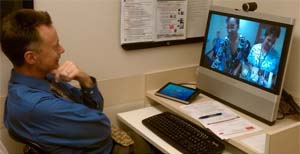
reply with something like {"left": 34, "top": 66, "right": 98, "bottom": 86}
{"left": 155, "top": 82, "right": 200, "bottom": 104}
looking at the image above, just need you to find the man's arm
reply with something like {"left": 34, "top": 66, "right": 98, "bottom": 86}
{"left": 79, "top": 77, "right": 104, "bottom": 110}
{"left": 51, "top": 61, "right": 104, "bottom": 110}
{"left": 32, "top": 96, "right": 112, "bottom": 149}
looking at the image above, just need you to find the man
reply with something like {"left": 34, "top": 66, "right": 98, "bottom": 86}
{"left": 1, "top": 9, "right": 113, "bottom": 153}
{"left": 211, "top": 31, "right": 222, "bottom": 59}
{"left": 204, "top": 31, "right": 223, "bottom": 66}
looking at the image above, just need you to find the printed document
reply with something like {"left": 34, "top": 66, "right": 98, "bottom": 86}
{"left": 120, "top": 0, "right": 210, "bottom": 44}
{"left": 180, "top": 100, "right": 262, "bottom": 139}
{"left": 120, "top": 0, "right": 154, "bottom": 43}
{"left": 187, "top": 0, "right": 210, "bottom": 38}
{"left": 154, "top": 0, "right": 187, "bottom": 41}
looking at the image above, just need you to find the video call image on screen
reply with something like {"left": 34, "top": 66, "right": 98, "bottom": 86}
{"left": 202, "top": 13, "right": 287, "bottom": 91}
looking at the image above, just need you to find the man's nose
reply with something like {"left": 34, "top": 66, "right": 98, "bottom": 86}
{"left": 59, "top": 45, "right": 65, "bottom": 54}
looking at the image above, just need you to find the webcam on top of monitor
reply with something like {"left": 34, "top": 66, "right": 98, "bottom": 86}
{"left": 242, "top": 2, "right": 258, "bottom": 12}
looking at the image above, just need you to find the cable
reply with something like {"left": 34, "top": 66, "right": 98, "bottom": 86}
{"left": 277, "top": 89, "right": 300, "bottom": 120}
{"left": 276, "top": 105, "right": 285, "bottom": 120}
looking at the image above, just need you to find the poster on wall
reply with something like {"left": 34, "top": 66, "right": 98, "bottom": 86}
{"left": 120, "top": 0, "right": 210, "bottom": 50}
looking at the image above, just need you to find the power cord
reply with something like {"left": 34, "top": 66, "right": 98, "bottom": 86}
{"left": 277, "top": 89, "right": 300, "bottom": 120}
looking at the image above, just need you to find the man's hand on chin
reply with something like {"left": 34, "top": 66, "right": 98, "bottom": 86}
{"left": 51, "top": 61, "right": 94, "bottom": 88}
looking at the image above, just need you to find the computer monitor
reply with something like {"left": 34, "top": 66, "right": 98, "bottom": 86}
{"left": 197, "top": 5, "right": 295, "bottom": 125}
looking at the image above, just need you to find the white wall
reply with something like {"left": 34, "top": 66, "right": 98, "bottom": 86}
{"left": 0, "top": 0, "right": 202, "bottom": 96}
{"left": 1, "top": 0, "right": 299, "bottom": 100}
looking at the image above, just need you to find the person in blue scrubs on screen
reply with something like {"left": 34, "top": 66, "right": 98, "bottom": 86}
{"left": 211, "top": 17, "right": 251, "bottom": 76}
{"left": 246, "top": 26, "right": 281, "bottom": 88}
{"left": 205, "top": 31, "right": 223, "bottom": 65}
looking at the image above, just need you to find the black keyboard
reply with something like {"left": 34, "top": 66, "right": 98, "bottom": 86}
{"left": 142, "top": 112, "right": 225, "bottom": 154}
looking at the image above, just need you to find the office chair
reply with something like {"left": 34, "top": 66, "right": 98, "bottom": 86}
{"left": 8, "top": 129, "right": 46, "bottom": 154}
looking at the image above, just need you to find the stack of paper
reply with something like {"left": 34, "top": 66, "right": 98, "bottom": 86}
{"left": 180, "top": 100, "right": 262, "bottom": 139}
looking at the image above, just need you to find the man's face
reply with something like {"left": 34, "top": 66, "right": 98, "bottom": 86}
{"left": 35, "top": 25, "right": 64, "bottom": 74}
{"left": 262, "top": 34, "right": 276, "bottom": 51}
{"left": 227, "top": 18, "right": 238, "bottom": 37}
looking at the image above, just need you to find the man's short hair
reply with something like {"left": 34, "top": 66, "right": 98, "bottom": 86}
{"left": 1, "top": 9, "right": 52, "bottom": 67}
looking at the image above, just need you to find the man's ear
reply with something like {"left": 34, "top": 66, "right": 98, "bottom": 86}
{"left": 24, "top": 51, "right": 38, "bottom": 64}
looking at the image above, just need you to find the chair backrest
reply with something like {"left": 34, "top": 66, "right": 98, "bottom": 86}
{"left": 8, "top": 129, "right": 46, "bottom": 154}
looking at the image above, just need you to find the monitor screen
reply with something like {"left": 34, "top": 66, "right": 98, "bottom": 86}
{"left": 197, "top": 6, "right": 294, "bottom": 125}
{"left": 201, "top": 8, "right": 293, "bottom": 94}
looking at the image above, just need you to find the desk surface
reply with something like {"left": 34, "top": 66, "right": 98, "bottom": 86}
{"left": 117, "top": 89, "right": 299, "bottom": 154}
{"left": 0, "top": 140, "right": 8, "bottom": 154}
{"left": 144, "top": 90, "right": 299, "bottom": 153}
{"left": 118, "top": 106, "right": 179, "bottom": 154}
{"left": 118, "top": 105, "right": 246, "bottom": 154}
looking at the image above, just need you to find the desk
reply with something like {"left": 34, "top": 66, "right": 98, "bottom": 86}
{"left": 0, "top": 140, "right": 8, "bottom": 154}
{"left": 118, "top": 90, "right": 299, "bottom": 154}
{"left": 118, "top": 105, "right": 246, "bottom": 154}
{"left": 118, "top": 106, "right": 179, "bottom": 154}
